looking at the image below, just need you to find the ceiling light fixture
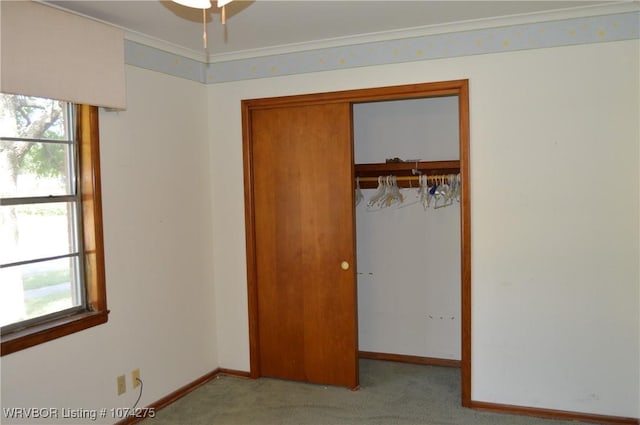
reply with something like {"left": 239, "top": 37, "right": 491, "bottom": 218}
{"left": 171, "top": 0, "right": 235, "bottom": 49}
{"left": 172, "top": 0, "right": 211, "bottom": 8}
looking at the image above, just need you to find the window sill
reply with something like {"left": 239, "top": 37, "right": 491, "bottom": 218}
{"left": 1, "top": 309, "right": 109, "bottom": 356}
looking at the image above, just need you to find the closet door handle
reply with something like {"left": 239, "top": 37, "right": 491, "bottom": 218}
{"left": 341, "top": 261, "right": 350, "bottom": 271}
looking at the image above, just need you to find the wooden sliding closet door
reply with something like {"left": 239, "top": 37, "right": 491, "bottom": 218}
{"left": 248, "top": 102, "right": 358, "bottom": 388}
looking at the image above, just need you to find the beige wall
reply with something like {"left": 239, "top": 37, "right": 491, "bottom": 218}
{"left": 1, "top": 36, "right": 637, "bottom": 423}
{"left": 1, "top": 65, "right": 217, "bottom": 424}
{"left": 208, "top": 39, "right": 640, "bottom": 418}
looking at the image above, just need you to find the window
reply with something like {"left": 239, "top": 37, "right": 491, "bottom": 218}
{"left": 1, "top": 94, "right": 107, "bottom": 356}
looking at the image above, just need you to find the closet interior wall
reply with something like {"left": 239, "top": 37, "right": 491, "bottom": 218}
{"left": 354, "top": 96, "right": 462, "bottom": 361}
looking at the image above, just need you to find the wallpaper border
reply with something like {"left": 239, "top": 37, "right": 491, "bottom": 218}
{"left": 123, "top": 11, "right": 639, "bottom": 84}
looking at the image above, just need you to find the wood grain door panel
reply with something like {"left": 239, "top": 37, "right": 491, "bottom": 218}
{"left": 250, "top": 102, "right": 358, "bottom": 387}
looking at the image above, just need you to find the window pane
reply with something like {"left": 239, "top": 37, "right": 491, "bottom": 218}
{"left": 0, "top": 94, "right": 70, "bottom": 140}
{"left": 1, "top": 202, "right": 77, "bottom": 265}
{"left": 0, "top": 140, "right": 73, "bottom": 198}
{"left": 0, "top": 257, "right": 81, "bottom": 327}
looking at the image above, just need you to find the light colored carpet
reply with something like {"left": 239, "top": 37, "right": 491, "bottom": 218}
{"left": 143, "top": 359, "right": 597, "bottom": 425}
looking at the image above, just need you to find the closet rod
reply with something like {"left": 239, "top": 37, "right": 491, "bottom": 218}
{"left": 356, "top": 174, "right": 458, "bottom": 183}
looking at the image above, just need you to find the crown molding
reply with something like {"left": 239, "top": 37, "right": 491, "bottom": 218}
{"left": 207, "top": 1, "right": 639, "bottom": 63}
{"left": 124, "top": 31, "right": 207, "bottom": 63}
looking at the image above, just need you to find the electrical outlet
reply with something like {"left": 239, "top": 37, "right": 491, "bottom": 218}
{"left": 117, "top": 375, "right": 126, "bottom": 395}
{"left": 132, "top": 369, "right": 141, "bottom": 388}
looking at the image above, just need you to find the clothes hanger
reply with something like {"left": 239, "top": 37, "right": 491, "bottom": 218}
{"left": 435, "top": 175, "right": 450, "bottom": 209}
{"left": 361, "top": 171, "right": 459, "bottom": 211}
{"left": 386, "top": 175, "right": 404, "bottom": 207}
{"left": 355, "top": 177, "right": 364, "bottom": 207}
{"left": 367, "top": 176, "right": 387, "bottom": 208}
{"left": 427, "top": 175, "right": 438, "bottom": 208}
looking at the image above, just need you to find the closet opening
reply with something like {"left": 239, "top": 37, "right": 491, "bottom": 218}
{"left": 242, "top": 79, "right": 470, "bottom": 405}
{"left": 353, "top": 95, "right": 462, "bottom": 370}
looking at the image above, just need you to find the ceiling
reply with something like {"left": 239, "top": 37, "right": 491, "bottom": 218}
{"left": 44, "top": 1, "right": 619, "bottom": 58}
